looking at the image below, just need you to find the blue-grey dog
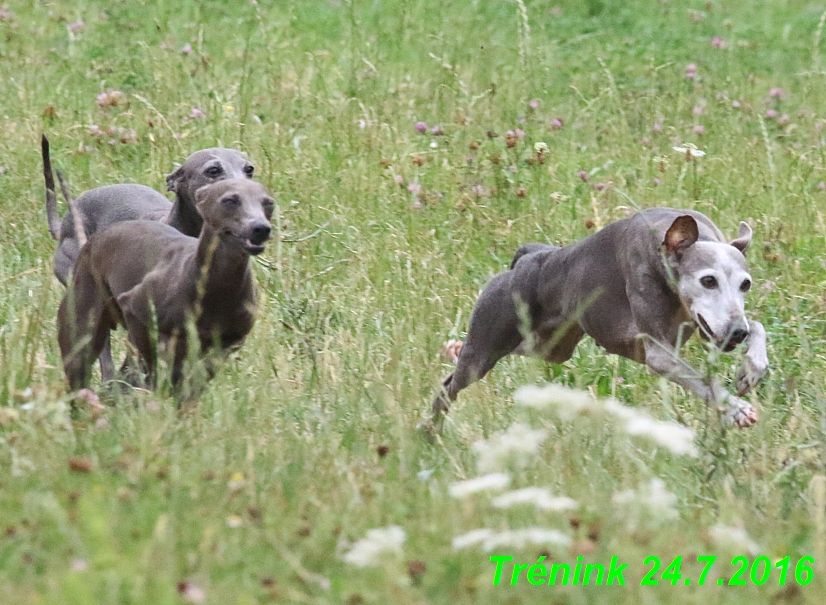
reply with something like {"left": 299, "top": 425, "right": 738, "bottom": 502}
{"left": 426, "top": 208, "right": 768, "bottom": 434}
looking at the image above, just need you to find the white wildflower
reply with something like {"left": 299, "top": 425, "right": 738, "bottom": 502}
{"left": 624, "top": 416, "right": 698, "bottom": 456}
{"left": 449, "top": 473, "right": 511, "bottom": 498}
{"left": 601, "top": 398, "right": 640, "bottom": 421}
{"left": 452, "top": 527, "right": 571, "bottom": 551}
{"left": 602, "top": 399, "right": 698, "bottom": 456}
{"left": 416, "top": 469, "right": 434, "bottom": 481}
{"left": 515, "top": 384, "right": 599, "bottom": 420}
{"left": 517, "top": 384, "right": 697, "bottom": 457}
{"left": 482, "top": 527, "right": 571, "bottom": 551}
{"left": 491, "top": 487, "right": 578, "bottom": 512}
{"left": 452, "top": 528, "right": 495, "bottom": 550}
{"left": 473, "top": 423, "right": 547, "bottom": 472}
{"left": 672, "top": 142, "right": 706, "bottom": 157}
{"left": 613, "top": 478, "right": 679, "bottom": 530}
{"left": 534, "top": 141, "right": 549, "bottom": 155}
{"left": 342, "top": 526, "right": 406, "bottom": 567}
{"left": 708, "top": 524, "right": 759, "bottom": 555}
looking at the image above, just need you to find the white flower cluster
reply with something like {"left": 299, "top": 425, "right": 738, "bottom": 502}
{"left": 491, "top": 487, "right": 578, "bottom": 512}
{"left": 341, "top": 525, "right": 406, "bottom": 567}
{"left": 515, "top": 384, "right": 698, "bottom": 457}
{"left": 448, "top": 473, "right": 511, "bottom": 498}
{"left": 472, "top": 422, "right": 548, "bottom": 472}
{"left": 612, "top": 478, "right": 679, "bottom": 530}
{"left": 708, "top": 524, "right": 760, "bottom": 555}
{"left": 452, "top": 527, "right": 571, "bottom": 552}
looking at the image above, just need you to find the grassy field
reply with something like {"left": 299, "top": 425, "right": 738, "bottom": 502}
{"left": 2, "top": 0, "right": 826, "bottom": 602}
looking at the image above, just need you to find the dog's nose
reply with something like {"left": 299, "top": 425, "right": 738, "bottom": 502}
{"left": 728, "top": 327, "right": 749, "bottom": 346}
{"left": 250, "top": 222, "right": 271, "bottom": 244}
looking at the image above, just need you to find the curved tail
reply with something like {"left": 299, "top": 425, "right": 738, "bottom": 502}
{"left": 41, "top": 134, "right": 61, "bottom": 240}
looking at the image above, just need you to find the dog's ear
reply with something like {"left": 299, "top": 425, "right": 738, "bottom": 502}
{"left": 194, "top": 184, "right": 211, "bottom": 206}
{"left": 729, "top": 221, "right": 752, "bottom": 254}
{"left": 166, "top": 165, "right": 184, "bottom": 192}
{"left": 663, "top": 215, "right": 699, "bottom": 256}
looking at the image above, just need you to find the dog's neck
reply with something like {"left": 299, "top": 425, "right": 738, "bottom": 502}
{"left": 167, "top": 193, "right": 204, "bottom": 238}
{"left": 194, "top": 225, "right": 253, "bottom": 297}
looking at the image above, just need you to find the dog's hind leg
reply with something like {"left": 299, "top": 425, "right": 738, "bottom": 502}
{"left": 98, "top": 337, "right": 115, "bottom": 383}
{"left": 57, "top": 277, "right": 112, "bottom": 391}
{"left": 425, "top": 272, "right": 525, "bottom": 435}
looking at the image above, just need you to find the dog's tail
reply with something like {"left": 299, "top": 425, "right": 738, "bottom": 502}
{"left": 42, "top": 134, "right": 62, "bottom": 240}
{"left": 57, "top": 169, "right": 74, "bottom": 206}
{"left": 509, "top": 242, "right": 558, "bottom": 269}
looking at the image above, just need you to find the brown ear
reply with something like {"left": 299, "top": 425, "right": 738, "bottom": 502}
{"left": 729, "top": 221, "right": 752, "bottom": 254}
{"left": 166, "top": 165, "right": 184, "bottom": 192}
{"left": 662, "top": 215, "right": 699, "bottom": 256}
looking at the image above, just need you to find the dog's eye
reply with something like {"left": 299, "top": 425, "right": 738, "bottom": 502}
{"left": 740, "top": 279, "right": 752, "bottom": 293}
{"left": 700, "top": 275, "right": 718, "bottom": 289}
{"left": 244, "top": 165, "right": 254, "bottom": 178}
{"left": 221, "top": 195, "right": 241, "bottom": 207}
{"left": 205, "top": 166, "right": 223, "bottom": 178}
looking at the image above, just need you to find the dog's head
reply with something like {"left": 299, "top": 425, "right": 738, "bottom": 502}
{"left": 166, "top": 148, "right": 255, "bottom": 205}
{"left": 662, "top": 215, "right": 753, "bottom": 352}
{"left": 195, "top": 179, "right": 273, "bottom": 256}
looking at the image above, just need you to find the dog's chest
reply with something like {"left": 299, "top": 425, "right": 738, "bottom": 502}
{"left": 196, "top": 302, "right": 255, "bottom": 349}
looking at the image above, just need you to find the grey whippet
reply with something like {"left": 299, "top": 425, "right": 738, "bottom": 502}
{"left": 42, "top": 135, "right": 255, "bottom": 382}
{"left": 58, "top": 178, "right": 273, "bottom": 393}
{"left": 425, "top": 208, "right": 768, "bottom": 434}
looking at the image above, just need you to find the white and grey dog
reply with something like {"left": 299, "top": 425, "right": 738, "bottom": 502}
{"left": 426, "top": 208, "right": 768, "bottom": 434}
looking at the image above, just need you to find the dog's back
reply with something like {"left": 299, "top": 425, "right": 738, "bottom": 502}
{"left": 510, "top": 242, "right": 560, "bottom": 270}
{"left": 84, "top": 220, "right": 193, "bottom": 297}
{"left": 53, "top": 185, "right": 172, "bottom": 285}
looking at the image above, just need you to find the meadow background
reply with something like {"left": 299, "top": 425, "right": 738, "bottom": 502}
{"left": 2, "top": 0, "right": 826, "bottom": 602}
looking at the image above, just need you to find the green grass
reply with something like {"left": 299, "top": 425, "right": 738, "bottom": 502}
{"left": 2, "top": 0, "right": 826, "bottom": 602}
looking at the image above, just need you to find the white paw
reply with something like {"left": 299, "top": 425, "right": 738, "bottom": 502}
{"left": 735, "top": 353, "right": 768, "bottom": 396}
{"left": 724, "top": 396, "right": 758, "bottom": 428}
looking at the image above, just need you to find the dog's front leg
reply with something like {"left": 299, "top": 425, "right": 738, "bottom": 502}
{"left": 735, "top": 319, "right": 768, "bottom": 396}
{"left": 643, "top": 341, "right": 757, "bottom": 428}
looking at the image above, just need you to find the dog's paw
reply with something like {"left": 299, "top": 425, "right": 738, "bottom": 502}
{"left": 724, "top": 396, "right": 758, "bottom": 428}
{"left": 735, "top": 353, "right": 768, "bottom": 396}
{"left": 416, "top": 417, "right": 442, "bottom": 444}
{"left": 441, "top": 339, "right": 464, "bottom": 364}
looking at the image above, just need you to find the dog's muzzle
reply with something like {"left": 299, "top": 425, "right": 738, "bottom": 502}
{"left": 238, "top": 221, "right": 271, "bottom": 255}
{"left": 696, "top": 314, "right": 714, "bottom": 342}
{"left": 697, "top": 315, "right": 749, "bottom": 352}
{"left": 249, "top": 222, "right": 271, "bottom": 245}
{"left": 724, "top": 327, "right": 749, "bottom": 352}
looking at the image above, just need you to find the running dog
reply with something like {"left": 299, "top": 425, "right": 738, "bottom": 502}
{"left": 425, "top": 208, "right": 768, "bottom": 434}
